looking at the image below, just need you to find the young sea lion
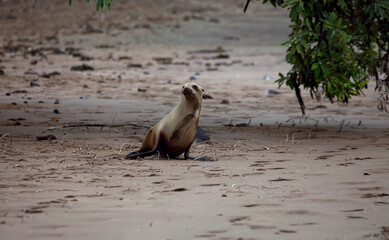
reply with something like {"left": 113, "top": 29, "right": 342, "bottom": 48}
{"left": 125, "top": 82, "right": 213, "bottom": 161}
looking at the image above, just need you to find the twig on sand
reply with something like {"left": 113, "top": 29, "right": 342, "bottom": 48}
{"left": 1, "top": 133, "right": 10, "bottom": 140}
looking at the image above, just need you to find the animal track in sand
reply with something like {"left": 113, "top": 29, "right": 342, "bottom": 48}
{"left": 315, "top": 154, "right": 335, "bottom": 160}
{"left": 342, "top": 209, "right": 365, "bottom": 212}
{"left": 347, "top": 216, "right": 368, "bottom": 219}
{"left": 361, "top": 193, "right": 389, "bottom": 198}
{"left": 277, "top": 229, "right": 297, "bottom": 234}
{"left": 248, "top": 225, "right": 276, "bottom": 230}
{"left": 269, "top": 177, "right": 294, "bottom": 182}
{"left": 229, "top": 216, "right": 250, "bottom": 223}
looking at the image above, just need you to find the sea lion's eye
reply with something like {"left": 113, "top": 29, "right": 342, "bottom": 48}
{"left": 192, "top": 85, "right": 198, "bottom": 91}
{"left": 182, "top": 86, "right": 185, "bottom": 89}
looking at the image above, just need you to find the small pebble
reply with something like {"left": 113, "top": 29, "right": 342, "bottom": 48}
{"left": 54, "top": 99, "right": 60, "bottom": 104}
{"left": 220, "top": 99, "right": 229, "bottom": 104}
{"left": 71, "top": 64, "right": 94, "bottom": 71}
{"left": 30, "top": 81, "right": 40, "bottom": 87}
{"left": 80, "top": 96, "right": 87, "bottom": 99}
{"left": 36, "top": 134, "right": 57, "bottom": 141}
{"left": 264, "top": 75, "right": 271, "bottom": 81}
{"left": 53, "top": 109, "right": 60, "bottom": 114}
{"left": 265, "top": 89, "right": 280, "bottom": 95}
{"left": 0, "top": 69, "right": 4, "bottom": 75}
{"left": 127, "top": 63, "right": 143, "bottom": 68}
{"left": 24, "top": 70, "right": 39, "bottom": 75}
{"left": 189, "top": 76, "right": 197, "bottom": 80}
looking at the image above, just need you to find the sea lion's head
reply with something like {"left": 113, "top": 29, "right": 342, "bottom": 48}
{"left": 181, "top": 82, "right": 204, "bottom": 102}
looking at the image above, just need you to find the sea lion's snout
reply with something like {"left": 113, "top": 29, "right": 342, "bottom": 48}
{"left": 183, "top": 87, "right": 193, "bottom": 96}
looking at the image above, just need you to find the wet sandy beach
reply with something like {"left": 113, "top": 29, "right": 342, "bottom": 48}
{"left": 1, "top": 0, "right": 388, "bottom": 239}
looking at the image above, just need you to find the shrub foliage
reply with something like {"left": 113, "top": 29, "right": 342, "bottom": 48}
{"left": 246, "top": 0, "right": 389, "bottom": 114}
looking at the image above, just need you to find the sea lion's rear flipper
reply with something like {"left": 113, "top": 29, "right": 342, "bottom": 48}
{"left": 125, "top": 134, "right": 161, "bottom": 160}
{"left": 125, "top": 149, "right": 157, "bottom": 159}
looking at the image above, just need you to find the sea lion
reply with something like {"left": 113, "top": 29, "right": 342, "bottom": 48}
{"left": 125, "top": 82, "right": 213, "bottom": 161}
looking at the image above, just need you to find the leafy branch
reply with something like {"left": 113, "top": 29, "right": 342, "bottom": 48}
{"left": 246, "top": 0, "right": 389, "bottom": 114}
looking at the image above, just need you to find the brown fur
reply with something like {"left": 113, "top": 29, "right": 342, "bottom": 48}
{"left": 126, "top": 82, "right": 204, "bottom": 159}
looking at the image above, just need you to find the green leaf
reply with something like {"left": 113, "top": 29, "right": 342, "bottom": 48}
{"left": 311, "top": 63, "right": 319, "bottom": 70}
{"left": 320, "top": 64, "right": 330, "bottom": 76}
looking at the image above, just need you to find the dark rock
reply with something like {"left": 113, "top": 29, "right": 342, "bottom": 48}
{"left": 36, "top": 135, "right": 57, "bottom": 141}
{"left": 195, "top": 126, "right": 211, "bottom": 143}
{"left": 206, "top": 54, "right": 229, "bottom": 60}
{"left": 30, "top": 81, "right": 40, "bottom": 87}
{"left": 12, "top": 90, "right": 27, "bottom": 94}
{"left": 71, "top": 64, "right": 94, "bottom": 71}
{"left": 41, "top": 71, "right": 60, "bottom": 78}
{"left": 0, "top": 69, "right": 4, "bottom": 75}
{"left": 138, "top": 88, "right": 147, "bottom": 92}
{"left": 53, "top": 109, "right": 60, "bottom": 114}
{"left": 127, "top": 63, "right": 143, "bottom": 68}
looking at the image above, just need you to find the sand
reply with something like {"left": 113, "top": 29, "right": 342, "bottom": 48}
{"left": 0, "top": 0, "right": 388, "bottom": 239}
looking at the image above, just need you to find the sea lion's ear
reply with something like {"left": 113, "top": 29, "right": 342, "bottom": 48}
{"left": 202, "top": 88, "right": 205, "bottom": 92}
